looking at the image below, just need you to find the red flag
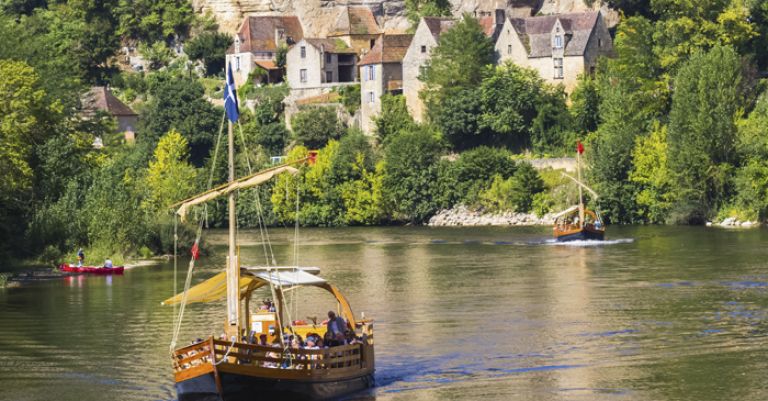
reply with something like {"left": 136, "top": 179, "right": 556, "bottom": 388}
{"left": 577, "top": 141, "right": 584, "bottom": 154}
{"left": 190, "top": 241, "right": 200, "bottom": 260}
{"left": 307, "top": 150, "right": 318, "bottom": 165}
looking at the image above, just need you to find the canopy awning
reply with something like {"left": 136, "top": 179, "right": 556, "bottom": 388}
{"left": 553, "top": 205, "right": 580, "bottom": 219}
{"left": 161, "top": 267, "right": 323, "bottom": 306}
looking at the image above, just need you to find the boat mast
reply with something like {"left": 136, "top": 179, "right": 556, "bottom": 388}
{"left": 577, "top": 144, "right": 584, "bottom": 229}
{"left": 225, "top": 116, "right": 240, "bottom": 340}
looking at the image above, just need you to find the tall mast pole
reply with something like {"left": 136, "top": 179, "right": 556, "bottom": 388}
{"left": 577, "top": 147, "right": 584, "bottom": 229}
{"left": 225, "top": 119, "right": 240, "bottom": 339}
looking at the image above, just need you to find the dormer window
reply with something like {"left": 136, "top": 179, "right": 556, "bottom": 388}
{"left": 300, "top": 46, "right": 306, "bottom": 58}
{"left": 421, "top": 45, "right": 426, "bottom": 53}
{"left": 554, "top": 35, "right": 563, "bottom": 49}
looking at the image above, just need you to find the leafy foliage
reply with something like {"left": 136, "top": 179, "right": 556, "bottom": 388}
{"left": 185, "top": 31, "right": 233, "bottom": 76}
{"left": 374, "top": 94, "right": 416, "bottom": 145}
{"left": 291, "top": 106, "right": 347, "bottom": 149}
{"left": 404, "top": 0, "right": 451, "bottom": 28}
{"left": 145, "top": 130, "right": 198, "bottom": 211}
{"left": 116, "top": 0, "right": 193, "bottom": 44}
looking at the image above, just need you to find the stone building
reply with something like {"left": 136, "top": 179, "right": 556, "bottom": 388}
{"left": 401, "top": 17, "right": 455, "bottom": 123}
{"left": 81, "top": 86, "right": 138, "bottom": 143}
{"left": 225, "top": 16, "right": 304, "bottom": 87}
{"left": 286, "top": 38, "right": 358, "bottom": 97}
{"left": 327, "top": 6, "right": 382, "bottom": 55}
{"left": 494, "top": 11, "right": 613, "bottom": 92}
{"left": 358, "top": 34, "right": 413, "bottom": 135}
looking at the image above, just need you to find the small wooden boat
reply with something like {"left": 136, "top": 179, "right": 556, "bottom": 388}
{"left": 59, "top": 263, "right": 125, "bottom": 274}
{"left": 553, "top": 141, "right": 605, "bottom": 242}
{"left": 164, "top": 66, "right": 374, "bottom": 401}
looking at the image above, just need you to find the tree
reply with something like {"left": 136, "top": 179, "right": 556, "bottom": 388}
{"left": 629, "top": 122, "right": 674, "bottom": 223}
{"left": 667, "top": 45, "right": 743, "bottom": 223}
{"left": 479, "top": 162, "right": 544, "bottom": 213}
{"left": 422, "top": 14, "right": 495, "bottom": 127}
{"left": 145, "top": 130, "right": 198, "bottom": 211}
{"left": 382, "top": 127, "right": 444, "bottom": 223}
{"left": 140, "top": 72, "right": 220, "bottom": 166}
{"left": 570, "top": 74, "right": 601, "bottom": 134}
{"left": 375, "top": 94, "right": 416, "bottom": 145}
{"left": 116, "top": 0, "right": 193, "bottom": 44}
{"left": 185, "top": 31, "right": 233, "bottom": 76}
{"left": 138, "top": 41, "right": 174, "bottom": 70}
{"left": 530, "top": 85, "right": 573, "bottom": 155}
{"left": 291, "top": 106, "right": 346, "bottom": 149}
{"left": 447, "top": 146, "right": 517, "bottom": 205}
{"left": 404, "top": 0, "right": 451, "bottom": 28}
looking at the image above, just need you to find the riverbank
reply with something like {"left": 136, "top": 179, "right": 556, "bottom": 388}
{"left": 428, "top": 205, "right": 555, "bottom": 227}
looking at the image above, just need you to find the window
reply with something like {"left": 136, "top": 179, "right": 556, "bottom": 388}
{"left": 553, "top": 58, "right": 563, "bottom": 79}
{"left": 300, "top": 46, "right": 306, "bottom": 58}
{"left": 598, "top": 38, "right": 602, "bottom": 48}
{"left": 367, "top": 65, "right": 375, "bottom": 81}
{"left": 368, "top": 91, "right": 375, "bottom": 104}
{"left": 420, "top": 45, "right": 426, "bottom": 53}
{"left": 507, "top": 44, "right": 512, "bottom": 55}
{"left": 326, "top": 71, "right": 333, "bottom": 82}
{"left": 325, "top": 53, "right": 332, "bottom": 63}
{"left": 554, "top": 35, "right": 563, "bottom": 49}
{"left": 235, "top": 56, "right": 240, "bottom": 71}
{"left": 300, "top": 69, "right": 307, "bottom": 83}
{"left": 370, "top": 39, "right": 376, "bottom": 49}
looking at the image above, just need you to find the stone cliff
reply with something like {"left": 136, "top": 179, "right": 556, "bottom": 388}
{"left": 191, "top": 0, "right": 616, "bottom": 36}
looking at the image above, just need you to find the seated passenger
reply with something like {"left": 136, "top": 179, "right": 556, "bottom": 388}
{"left": 325, "top": 311, "right": 347, "bottom": 345}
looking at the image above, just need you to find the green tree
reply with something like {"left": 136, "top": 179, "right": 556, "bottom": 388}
{"left": 422, "top": 14, "right": 495, "bottom": 127}
{"left": 404, "top": 0, "right": 451, "bottom": 28}
{"left": 479, "top": 162, "right": 544, "bottom": 213}
{"left": 447, "top": 146, "right": 517, "bottom": 205}
{"left": 145, "top": 130, "right": 198, "bottom": 211}
{"left": 530, "top": 85, "right": 573, "bottom": 154}
{"left": 291, "top": 106, "right": 346, "bottom": 149}
{"left": 138, "top": 41, "right": 174, "bottom": 70}
{"left": 629, "top": 122, "right": 675, "bottom": 223}
{"left": 570, "top": 74, "right": 601, "bottom": 134}
{"left": 116, "top": 0, "right": 193, "bottom": 44}
{"left": 374, "top": 94, "right": 416, "bottom": 145}
{"left": 667, "top": 45, "right": 743, "bottom": 223}
{"left": 140, "top": 72, "right": 220, "bottom": 166}
{"left": 185, "top": 31, "right": 233, "bottom": 76}
{"left": 382, "top": 127, "right": 444, "bottom": 223}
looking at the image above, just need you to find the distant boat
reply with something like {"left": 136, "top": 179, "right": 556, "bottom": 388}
{"left": 553, "top": 141, "right": 605, "bottom": 242}
{"left": 59, "top": 263, "right": 125, "bottom": 274}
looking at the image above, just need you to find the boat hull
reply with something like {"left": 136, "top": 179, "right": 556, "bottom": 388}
{"left": 176, "top": 370, "right": 375, "bottom": 401}
{"left": 554, "top": 228, "right": 605, "bottom": 242}
{"left": 59, "top": 264, "right": 124, "bottom": 274}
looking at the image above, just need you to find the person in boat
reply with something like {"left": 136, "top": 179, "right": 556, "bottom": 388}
{"left": 77, "top": 248, "right": 85, "bottom": 267}
{"left": 104, "top": 258, "right": 113, "bottom": 268}
{"left": 326, "top": 311, "right": 347, "bottom": 346}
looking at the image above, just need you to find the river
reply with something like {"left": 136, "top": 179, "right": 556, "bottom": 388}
{"left": 1, "top": 226, "right": 767, "bottom": 401}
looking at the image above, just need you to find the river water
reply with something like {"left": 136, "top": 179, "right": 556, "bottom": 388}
{"left": 1, "top": 226, "right": 768, "bottom": 401}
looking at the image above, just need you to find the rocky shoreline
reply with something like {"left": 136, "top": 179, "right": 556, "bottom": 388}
{"left": 707, "top": 217, "right": 761, "bottom": 228}
{"left": 428, "top": 205, "right": 555, "bottom": 227}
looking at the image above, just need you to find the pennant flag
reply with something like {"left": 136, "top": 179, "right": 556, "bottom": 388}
{"left": 224, "top": 64, "right": 239, "bottom": 123}
{"left": 577, "top": 140, "right": 584, "bottom": 154}
{"left": 190, "top": 241, "right": 200, "bottom": 261}
{"left": 307, "top": 150, "right": 318, "bottom": 165}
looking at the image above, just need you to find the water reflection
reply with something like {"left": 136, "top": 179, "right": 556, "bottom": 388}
{"left": 0, "top": 226, "right": 767, "bottom": 401}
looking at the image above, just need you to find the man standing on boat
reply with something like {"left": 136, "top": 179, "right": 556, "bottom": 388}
{"left": 326, "top": 311, "right": 347, "bottom": 345}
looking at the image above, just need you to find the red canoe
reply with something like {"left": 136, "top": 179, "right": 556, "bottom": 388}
{"left": 59, "top": 263, "right": 124, "bottom": 274}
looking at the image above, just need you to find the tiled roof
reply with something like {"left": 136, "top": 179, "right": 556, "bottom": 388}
{"left": 423, "top": 17, "right": 455, "bottom": 41}
{"left": 304, "top": 38, "right": 358, "bottom": 54}
{"left": 329, "top": 6, "right": 380, "bottom": 36}
{"left": 358, "top": 34, "right": 413, "bottom": 65}
{"left": 228, "top": 16, "right": 304, "bottom": 54}
{"left": 254, "top": 60, "right": 279, "bottom": 70}
{"left": 82, "top": 86, "right": 137, "bottom": 117}
{"left": 510, "top": 12, "right": 600, "bottom": 58}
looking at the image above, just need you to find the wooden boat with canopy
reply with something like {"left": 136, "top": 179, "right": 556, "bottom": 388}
{"left": 163, "top": 66, "right": 374, "bottom": 401}
{"left": 553, "top": 141, "right": 605, "bottom": 242}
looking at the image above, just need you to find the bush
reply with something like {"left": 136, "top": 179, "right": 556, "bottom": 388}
{"left": 291, "top": 106, "right": 346, "bottom": 149}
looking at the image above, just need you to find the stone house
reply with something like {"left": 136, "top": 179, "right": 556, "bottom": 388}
{"left": 358, "top": 34, "right": 413, "bottom": 135}
{"left": 225, "top": 16, "right": 304, "bottom": 87}
{"left": 81, "top": 86, "right": 138, "bottom": 143}
{"left": 327, "top": 6, "right": 382, "bottom": 55}
{"left": 495, "top": 11, "right": 613, "bottom": 92}
{"left": 286, "top": 38, "right": 359, "bottom": 96}
{"left": 401, "top": 17, "right": 456, "bottom": 123}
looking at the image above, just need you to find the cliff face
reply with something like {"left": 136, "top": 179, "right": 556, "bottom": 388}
{"left": 192, "top": 0, "right": 616, "bottom": 35}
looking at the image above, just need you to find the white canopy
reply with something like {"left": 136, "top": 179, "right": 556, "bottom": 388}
{"left": 248, "top": 268, "right": 327, "bottom": 287}
{"left": 553, "top": 205, "right": 580, "bottom": 219}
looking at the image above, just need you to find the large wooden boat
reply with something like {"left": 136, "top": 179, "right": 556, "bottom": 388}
{"left": 553, "top": 141, "right": 605, "bottom": 242}
{"left": 162, "top": 65, "right": 374, "bottom": 401}
{"left": 59, "top": 263, "right": 125, "bottom": 274}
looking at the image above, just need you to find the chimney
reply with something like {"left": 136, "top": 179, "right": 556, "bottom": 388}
{"left": 495, "top": 8, "right": 506, "bottom": 27}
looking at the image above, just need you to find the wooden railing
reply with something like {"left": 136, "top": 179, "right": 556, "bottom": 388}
{"left": 172, "top": 338, "right": 214, "bottom": 372}
{"left": 210, "top": 340, "right": 364, "bottom": 370}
